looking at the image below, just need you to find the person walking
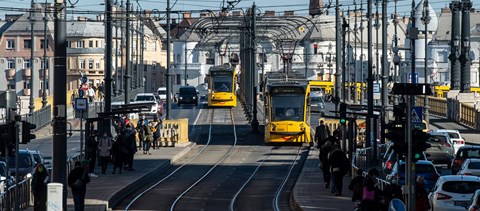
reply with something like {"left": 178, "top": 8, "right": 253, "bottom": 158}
{"left": 319, "top": 141, "right": 333, "bottom": 188}
{"left": 415, "top": 176, "right": 431, "bottom": 211}
{"left": 68, "top": 161, "right": 90, "bottom": 211}
{"left": 86, "top": 132, "right": 98, "bottom": 178}
{"left": 349, "top": 169, "right": 365, "bottom": 202}
{"left": 112, "top": 130, "right": 129, "bottom": 174}
{"left": 143, "top": 122, "right": 153, "bottom": 155}
{"left": 136, "top": 115, "right": 147, "bottom": 151}
{"left": 328, "top": 144, "right": 350, "bottom": 196}
{"left": 362, "top": 168, "right": 380, "bottom": 211}
{"left": 98, "top": 132, "right": 113, "bottom": 174}
{"left": 87, "top": 85, "right": 95, "bottom": 104}
{"left": 315, "top": 120, "right": 331, "bottom": 147}
{"left": 31, "top": 164, "right": 50, "bottom": 211}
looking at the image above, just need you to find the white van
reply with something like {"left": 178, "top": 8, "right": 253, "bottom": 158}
{"left": 157, "top": 87, "right": 167, "bottom": 101}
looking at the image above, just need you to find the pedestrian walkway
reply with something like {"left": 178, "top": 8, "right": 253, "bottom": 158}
{"left": 293, "top": 149, "right": 355, "bottom": 211}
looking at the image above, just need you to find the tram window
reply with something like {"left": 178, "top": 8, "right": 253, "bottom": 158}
{"left": 271, "top": 95, "right": 304, "bottom": 121}
{"left": 213, "top": 81, "right": 232, "bottom": 92}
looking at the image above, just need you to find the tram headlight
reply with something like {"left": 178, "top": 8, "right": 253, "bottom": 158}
{"left": 299, "top": 123, "right": 304, "bottom": 131}
{"left": 271, "top": 124, "right": 276, "bottom": 131}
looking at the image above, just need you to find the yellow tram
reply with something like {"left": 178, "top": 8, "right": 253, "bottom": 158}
{"left": 264, "top": 72, "right": 312, "bottom": 144}
{"left": 207, "top": 65, "right": 237, "bottom": 107}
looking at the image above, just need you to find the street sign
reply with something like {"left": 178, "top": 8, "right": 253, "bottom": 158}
{"left": 389, "top": 198, "right": 406, "bottom": 211}
{"left": 408, "top": 73, "right": 418, "bottom": 83}
{"left": 81, "top": 83, "right": 89, "bottom": 91}
{"left": 81, "top": 74, "right": 88, "bottom": 84}
{"left": 373, "top": 83, "right": 381, "bottom": 100}
{"left": 74, "top": 98, "right": 88, "bottom": 111}
{"left": 412, "top": 106, "right": 423, "bottom": 124}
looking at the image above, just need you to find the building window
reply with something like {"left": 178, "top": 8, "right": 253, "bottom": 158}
{"left": 151, "top": 43, "right": 157, "bottom": 51}
{"left": 89, "top": 41, "right": 94, "bottom": 48}
{"left": 40, "top": 39, "right": 48, "bottom": 49}
{"left": 41, "top": 59, "right": 49, "bottom": 69}
{"left": 24, "top": 80, "right": 31, "bottom": 89}
{"left": 24, "top": 39, "right": 32, "bottom": 49}
{"left": 88, "top": 60, "right": 94, "bottom": 69}
{"left": 95, "top": 61, "right": 100, "bottom": 69}
{"left": 7, "top": 84, "right": 15, "bottom": 89}
{"left": 176, "top": 54, "right": 181, "bottom": 63}
{"left": 176, "top": 74, "right": 181, "bottom": 85}
{"left": 95, "top": 40, "right": 99, "bottom": 48}
{"left": 41, "top": 80, "right": 49, "bottom": 89}
{"left": 7, "top": 59, "right": 15, "bottom": 69}
{"left": 6, "top": 39, "right": 15, "bottom": 49}
{"left": 23, "top": 59, "right": 31, "bottom": 69}
{"left": 80, "top": 60, "right": 86, "bottom": 69}
{"left": 192, "top": 51, "right": 199, "bottom": 63}
{"left": 77, "top": 41, "right": 84, "bottom": 48}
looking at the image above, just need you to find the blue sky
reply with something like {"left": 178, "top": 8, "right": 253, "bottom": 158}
{"left": 1, "top": 0, "right": 479, "bottom": 20}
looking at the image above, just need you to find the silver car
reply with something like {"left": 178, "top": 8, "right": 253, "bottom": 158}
{"left": 309, "top": 93, "right": 325, "bottom": 113}
{"left": 426, "top": 131, "right": 455, "bottom": 168}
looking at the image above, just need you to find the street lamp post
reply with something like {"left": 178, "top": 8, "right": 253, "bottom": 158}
{"left": 29, "top": 0, "right": 36, "bottom": 114}
{"left": 41, "top": 0, "right": 48, "bottom": 108}
{"left": 421, "top": 0, "right": 431, "bottom": 125}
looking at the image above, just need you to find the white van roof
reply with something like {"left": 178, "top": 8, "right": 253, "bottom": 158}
{"left": 157, "top": 87, "right": 166, "bottom": 91}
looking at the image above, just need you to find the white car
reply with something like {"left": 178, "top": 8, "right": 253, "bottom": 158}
{"left": 131, "top": 93, "right": 161, "bottom": 115}
{"left": 435, "top": 129, "right": 465, "bottom": 154}
{"left": 458, "top": 158, "right": 480, "bottom": 176}
{"left": 467, "top": 189, "right": 480, "bottom": 211}
{"left": 429, "top": 175, "right": 480, "bottom": 211}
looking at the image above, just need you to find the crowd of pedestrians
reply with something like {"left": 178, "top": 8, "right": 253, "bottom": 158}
{"left": 315, "top": 120, "right": 431, "bottom": 211}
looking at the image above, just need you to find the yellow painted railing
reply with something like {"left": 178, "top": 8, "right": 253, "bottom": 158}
{"left": 130, "top": 118, "right": 188, "bottom": 147}
{"left": 459, "top": 103, "right": 477, "bottom": 128}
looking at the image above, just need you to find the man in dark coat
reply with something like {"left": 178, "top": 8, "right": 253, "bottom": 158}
{"left": 124, "top": 123, "right": 137, "bottom": 171}
{"left": 86, "top": 131, "right": 98, "bottom": 177}
{"left": 32, "top": 164, "right": 50, "bottom": 211}
{"left": 315, "top": 120, "right": 331, "bottom": 147}
{"left": 328, "top": 144, "right": 349, "bottom": 196}
{"left": 320, "top": 141, "right": 333, "bottom": 188}
{"left": 68, "top": 161, "right": 91, "bottom": 211}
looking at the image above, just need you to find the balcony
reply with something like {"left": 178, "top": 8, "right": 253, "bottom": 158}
{"left": 5, "top": 68, "right": 15, "bottom": 80}
{"left": 23, "top": 68, "right": 31, "bottom": 79}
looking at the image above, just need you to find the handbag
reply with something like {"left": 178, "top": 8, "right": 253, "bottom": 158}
{"left": 72, "top": 178, "right": 85, "bottom": 189}
{"left": 362, "top": 186, "right": 375, "bottom": 200}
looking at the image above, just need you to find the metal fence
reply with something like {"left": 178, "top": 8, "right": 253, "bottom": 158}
{"left": 351, "top": 145, "right": 390, "bottom": 191}
{"left": 24, "top": 105, "right": 52, "bottom": 131}
{"left": 0, "top": 153, "right": 85, "bottom": 210}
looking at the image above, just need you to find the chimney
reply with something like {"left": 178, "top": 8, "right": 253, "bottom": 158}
{"left": 309, "top": 0, "right": 323, "bottom": 16}
{"left": 284, "top": 11, "right": 295, "bottom": 16}
{"left": 232, "top": 11, "right": 242, "bottom": 17}
{"left": 183, "top": 12, "right": 191, "bottom": 19}
{"left": 264, "top": 10, "right": 275, "bottom": 17}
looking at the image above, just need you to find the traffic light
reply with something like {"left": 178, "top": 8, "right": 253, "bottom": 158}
{"left": 21, "top": 121, "right": 36, "bottom": 144}
{"left": 412, "top": 129, "right": 431, "bottom": 162}
{"left": 0, "top": 122, "right": 15, "bottom": 156}
{"left": 385, "top": 121, "right": 407, "bottom": 155}
{"left": 393, "top": 104, "right": 406, "bottom": 121}
{"left": 339, "top": 102, "right": 347, "bottom": 125}
{"left": 313, "top": 43, "right": 318, "bottom": 54}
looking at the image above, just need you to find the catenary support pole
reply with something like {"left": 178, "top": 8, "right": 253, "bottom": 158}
{"left": 124, "top": 0, "right": 131, "bottom": 104}
{"left": 166, "top": 0, "right": 172, "bottom": 119}
{"left": 104, "top": 0, "right": 113, "bottom": 135}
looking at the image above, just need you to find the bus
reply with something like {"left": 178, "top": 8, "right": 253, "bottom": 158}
{"left": 207, "top": 65, "right": 237, "bottom": 107}
{"left": 264, "top": 72, "right": 312, "bottom": 144}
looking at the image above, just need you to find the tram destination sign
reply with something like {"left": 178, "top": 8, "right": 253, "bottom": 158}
{"left": 211, "top": 71, "right": 233, "bottom": 76}
{"left": 271, "top": 86, "right": 304, "bottom": 94}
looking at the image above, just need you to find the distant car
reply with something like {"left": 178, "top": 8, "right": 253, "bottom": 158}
{"left": 0, "top": 161, "right": 13, "bottom": 193}
{"left": 435, "top": 129, "right": 465, "bottom": 154}
{"left": 131, "top": 93, "right": 162, "bottom": 115}
{"left": 309, "top": 92, "right": 325, "bottom": 113}
{"left": 457, "top": 158, "right": 480, "bottom": 176}
{"left": 467, "top": 189, "right": 480, "bottom": 211}
{"left": 0, "top": 149, "right": 36, "bottom": 179}
{"left": 386, "top": 160, "right": 440, "bottom": 192}
{"left": 428, "top": 175, "right": 480, "bottom": 211}
{"left": 452, "top": 146, "right": 480, "bottom": 175}
{"left": 157, "top": 87, "right": 167, "bottom": 101}
{"left": 426, "top": 131, "right": 454, "bottom": 168}
{"left": 177, "top": 86, "right": 199, "bottom": 106}
{"left": 382, "top": 148, "right": 427, "bottom": 175}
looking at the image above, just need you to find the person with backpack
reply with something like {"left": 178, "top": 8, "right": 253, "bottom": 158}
{"left": 328, "top": 144, "right": 350, "bottom": 196}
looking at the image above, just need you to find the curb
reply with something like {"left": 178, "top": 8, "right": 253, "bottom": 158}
{"left": 107, "top": 143, "right": 195, "bottom": 210}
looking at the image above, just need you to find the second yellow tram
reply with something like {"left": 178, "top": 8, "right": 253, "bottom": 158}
{"left": 264, "top": 72, "right": 312, "bottom": 144}
{"left": 207, "top": 65, "right": 237, "bottom": 107}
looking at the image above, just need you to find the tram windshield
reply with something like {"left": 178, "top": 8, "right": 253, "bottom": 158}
{"left": 271, "top": 95, "right": 305, "bottom": 121}
{"left": 212, "top": 76, "right": 233, "bottom": 92}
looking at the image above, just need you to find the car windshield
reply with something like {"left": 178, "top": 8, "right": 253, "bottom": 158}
{"left": 0, "top": 154, "right": 32, "bottom": 168}
{"left": 457, "top": 149, "right": 480, "bottom": 158}
{"left": 442, "top": 181, "right": 480, "bottom": 194}
{"left": 310, "top": 96, "right": 324, "bottom": 103}
{"left": 212, "top": 77, "right": 232, "bottom": 92}
{"left": 180, "top": 88, "right": 196, "bottom": 94}
{"left": 428, "top": 134, "right": 448, "bottom": 144}
{"left": 468, "top": 162, "right": 480, "bottom": 169}
{"left": 448, "top": 132, "right": 461, "bottom": 139}
{"left": 32, "top": 154, "right": 42, "bottom": 164}
{"left": 271, "top": 95, "right": 305, "bottom": 121}
{"left": 136, "top": 95, "right": 155, "bottom": 101}
{"left": 158, "top": 90, "right": 166, "bottom": 95}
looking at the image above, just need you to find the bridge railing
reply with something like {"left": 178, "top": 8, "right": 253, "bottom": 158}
{"left": 24, "top": 105, "right": 52, "bottom": 131}
{"left": 459, "top": 103, "right": 477, "bottom": 129}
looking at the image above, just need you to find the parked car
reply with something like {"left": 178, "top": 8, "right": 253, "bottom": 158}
{"left": 457, "top": 158, "right": 480, "bottom": 176}
{"left": 428, "top": 175, "right": 480, "bottom": 211}
{"left": 0, "top": 149, "right": 36, "bottom": 179}
{"left": 426, "top": 131, "right": 454, "bottom": 168}
{"left": 386, "top": 160, "right": 440, "bottom": 192}
{"left": 452, "top": 146, "right": 480, "bottom": 175}
{"left": 467, "top": 189, "right": 480, "bottom": 211}
{"left": 177, "top": 86, "right": 199, "bottom": 106}
{"left": 435, "top": 129, "right": 465, "bottom": 154}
